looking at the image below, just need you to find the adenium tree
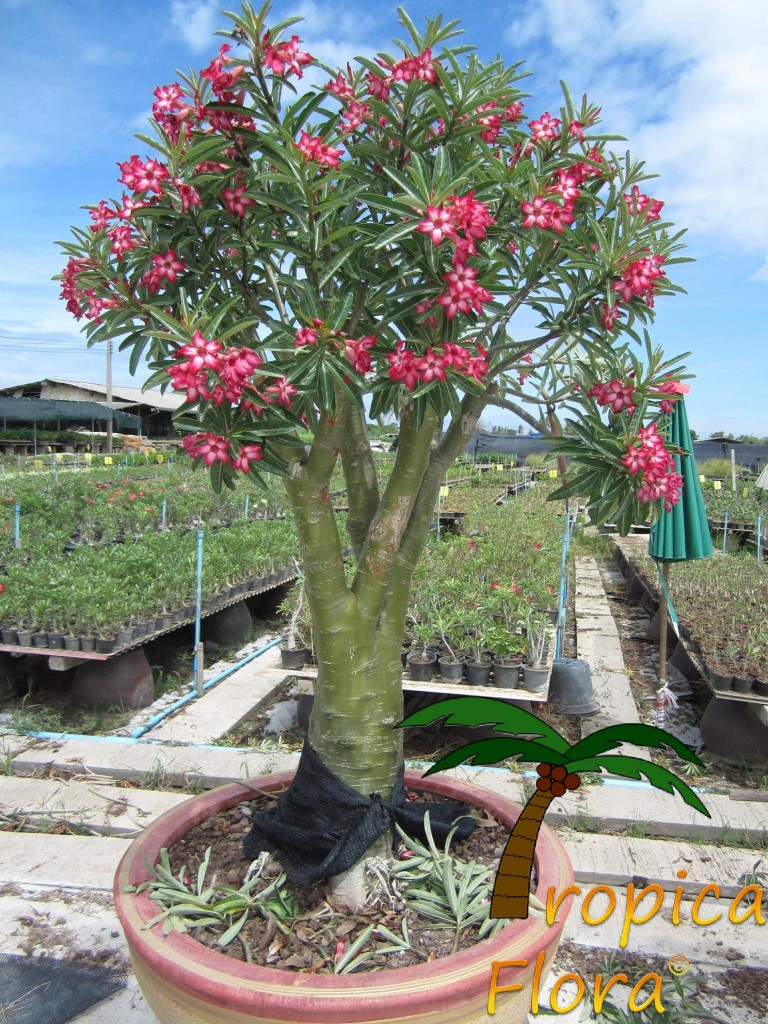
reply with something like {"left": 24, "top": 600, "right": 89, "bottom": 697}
{"left": 59, "top": 3, "right": 689, "bottom": 902}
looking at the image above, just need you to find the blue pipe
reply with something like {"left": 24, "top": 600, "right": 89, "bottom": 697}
{"left": 13, "top": 634, "right": 285, "bottom": 744}
{"left": 131, "top": 633, "right": 284, "bottom": 738}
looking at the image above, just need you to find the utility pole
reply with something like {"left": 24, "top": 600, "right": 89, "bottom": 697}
{"left": 106, "top": 338, "right": 113, "bottom": 455}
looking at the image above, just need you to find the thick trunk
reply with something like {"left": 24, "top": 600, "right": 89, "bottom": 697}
{"left": 307, "top": 618, "right": 404, "bottom": 796}
{"left": 490, "top": 788, "right": 554, "bottom": 919}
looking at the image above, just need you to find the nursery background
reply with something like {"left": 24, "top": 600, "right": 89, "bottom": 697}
{"left": 1, "top": 0, "right": 767, "bottom": 437}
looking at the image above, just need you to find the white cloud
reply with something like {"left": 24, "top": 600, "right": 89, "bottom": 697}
{"left": 169, "top": 0, "right": 220, "bottom": 54}
{"left": 502, "top": 0, "right": 768, "bottom": 256}
{"left": 748, "top": 256, "right": 768, "bottom": 282}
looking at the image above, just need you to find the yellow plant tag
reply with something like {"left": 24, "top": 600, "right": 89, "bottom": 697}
{"left": 55, "top": 453, "right": 64, "bottom": 461}
{"left": 84, "top": 453, "right": 93, "bottom": 462}
{"left": 713, "top": 480, "right": 722, "bottom": 491}
{"left": 699, "top": 475, "right": 706, "bottom": 483}
{"left": 157, "top": 455, "right": 164, "bottom": 464}
{"left": 439, "top": 486, "right": 449, "bottom": 497}
{"left": 548, "top": 468, "right": 558, "bottom": 478}
{"left": 495, "top": 463, "right": 503, "bottom": 471}
{"left": 104, "top": 456, "right": 113, "bottom": 465}
{"left": 33, "top": 459, "right": 43, "bottom": 468}
{"left": 742, "top": 487, "right": 749, "bottom": 497}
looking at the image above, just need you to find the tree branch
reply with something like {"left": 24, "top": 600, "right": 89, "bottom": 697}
{"left": 351, "top": 403, "right": 438, "bottom": 623}
{"left": 340, "top": 402, "right": 380, "bottom": 559}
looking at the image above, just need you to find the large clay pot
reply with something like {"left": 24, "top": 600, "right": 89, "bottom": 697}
{"left": 115, "top": 770, "right": 574, "bottom": 1024}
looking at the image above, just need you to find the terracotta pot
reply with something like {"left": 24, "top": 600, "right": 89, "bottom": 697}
{"left": 115, "top": 771, "right": 574, "bottom": 1024}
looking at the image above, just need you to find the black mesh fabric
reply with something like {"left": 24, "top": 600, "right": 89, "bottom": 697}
{"left": 0, "top": 954, "right": 128, "bottom": 1024}
{"left": 243, "top": 740, "right": 475, "bottom": 886}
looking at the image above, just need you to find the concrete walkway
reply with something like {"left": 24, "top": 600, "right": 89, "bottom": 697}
{"left": 1, "top": 556, "right": 766, "bottom": 1022}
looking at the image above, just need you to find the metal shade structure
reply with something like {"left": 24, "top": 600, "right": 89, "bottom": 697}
{"left": 648, "top": 392, "right": 712, "bottom": 719}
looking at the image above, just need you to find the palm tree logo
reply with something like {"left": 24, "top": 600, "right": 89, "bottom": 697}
{"left": 399, "top": 697, "right": 710, "bottom": 919}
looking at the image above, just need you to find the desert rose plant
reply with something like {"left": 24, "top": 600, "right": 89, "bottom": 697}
{"left": 59, "top": 2, "right": 689, "bottom": 904}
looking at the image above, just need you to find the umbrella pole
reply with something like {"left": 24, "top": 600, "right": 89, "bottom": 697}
{"left": 658, "top": 562, "right": 669, "bottom": 684}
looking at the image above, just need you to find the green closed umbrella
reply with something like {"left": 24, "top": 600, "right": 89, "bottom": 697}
{"left": 648, "top": 393, "right": 712, "bottom": 718}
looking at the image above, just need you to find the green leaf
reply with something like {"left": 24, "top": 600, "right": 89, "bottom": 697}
{"left": 566, "top": 755, "right": 711, "bottom": 817}
{"left": 397, "top": 696, "right": 571, "bottom": 753}
{"left": 422, "top": 737, "right": 570, "bottom": 777}
{"left": 568, "top": 723, "right": 705, "bottom": 764}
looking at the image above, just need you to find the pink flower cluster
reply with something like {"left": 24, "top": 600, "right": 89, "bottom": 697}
{"left": 519, "top": 155, "right": 603, "bottom": 235}
{"left": 58, "top": 257, "right": 123, "bottom": 323}
{"left": 294, "top": 320, "right": 377, "bottom": 378}
{"left": 261, "top": 32, "right": 313, "bottom": 79}
{"left": 168, "top": 331, "right": 263, "bottom": 406}
{"left": 386, "top": 341, "right": 487, "bottom": 390}
{"left": 364, "top": 48, "right": 443, "bottom": 102}
{"left": 612, "top": 253, "right": 666, "bottom": 309}
{"left": 324, "top": 71, "right": 372, "bottom": 133}
{"left": 181, "top": 432, "right": 263, "bottom": 473}
{"left": 118, "top": 155, "right": 169, "bottom": 195}
{"left": 416, "top": 192, "right": 495, "bottom": 320}
{"left": 588, "top": 379, "right": 636, "bottom": 415}
{"left": 295, "top": 131, "right": 343, "bottom": 170}
{"left": 621, "top": 423, "right": 682, "bottom": 511}
{"left": 623, "top": 186, "right": 664, "bottom": 222}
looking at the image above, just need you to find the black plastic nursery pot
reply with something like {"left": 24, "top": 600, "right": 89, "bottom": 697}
{"left": 406, "top": 651, "right": 437, "bottom": 681}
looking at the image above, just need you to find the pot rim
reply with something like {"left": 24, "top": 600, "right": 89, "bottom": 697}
{"left": 115, "top": 769, "right": 574, "bottom": 1022}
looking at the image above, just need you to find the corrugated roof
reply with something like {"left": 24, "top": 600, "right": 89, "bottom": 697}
{"left": 0, "top": 378, "right": 184, "bottom": 412}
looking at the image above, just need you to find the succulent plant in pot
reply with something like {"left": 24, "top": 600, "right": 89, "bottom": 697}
{"left": 522, "top": 610, "right": 551, "bottom": 691}
{"left": 60, "top": 0, "right": 691, "bottom": 1017}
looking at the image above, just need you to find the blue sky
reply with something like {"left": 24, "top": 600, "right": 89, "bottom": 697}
{"left": 1, "top": 0, "right": 766, "bottom": 436}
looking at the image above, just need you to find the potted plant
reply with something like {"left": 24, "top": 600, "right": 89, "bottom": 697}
{"left": 522, "top": 610, "right": 550, "bottom": 692}
{"left": 405, "top": 620, "right": 438, "bottom": 681}
{"left": 485, "top": 622, "right": 526, "bottom": 689}
{"left": 461, "top": 606, "right": 494, "bottom": 686}
{"left": 432, "top": 609, "right": 464, "bottom": 683}
{"left": 278, "top": 565, "right": 310, "bottom": 669}
{"left": 60, "top": 1, "right": 689, "bottom": 1017}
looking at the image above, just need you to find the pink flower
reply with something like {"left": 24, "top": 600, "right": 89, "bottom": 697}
{"left": 174, "top": 180, "right": 202, "bottom": 213}
{"left": 345, "top": 335, "right": 376, "bottom": 375}
{"left": 140, "top": 249, "right": 186, "bottom": 292}
{"left": 417, "top": 205, "right": 457, "bottom": 246}
{"left": 390, "top": 49, "right": 441, "bottom": 85}
{"left": 612, "top": 253, "right": 666, "bottom": 307}
{"left": 415, "top": 347, "right": 446, "bottom": 382}
{"left": 367, "top": 72, "right": 391, "bottom": 101}
{"left": 623, "top": 186, "right": 664, "bottom": 222}
{"left": 295, "top": 131, "right": 343, "bottom": 170}
{"left": 200, "top": 44, "right": 245, "bottom": 97}
{"left": 179, "top": 331, "right": 222, "bottom": 372}
{"left": 520, "top": 196, "right": 556, "bottom": 230}
{"left": 601, "top": 303, "right": 624, "bottom": 332}
{"left": 232, "top": 444, "right": 263, "bottom": 473}
{"left": 117, "top": 155, "right": 169, "bottom": 196}
{"left": 528, "top": 111, "right": 561, "bottom": 142}
{"left": 193, "top": 433, "right": 231, "bottom": 466}
{"left": 221, "top": 181, "right": 255, "bottom": 218}
{"left": 89, "top": 200, "right": 116, "bottom": 231}
{"left": 386, "top": 342, "right": 420, "bottom": 391}
{"left": 264, "top": 378, "right": 297, "bottom": 408}
{"left": 295, "top": 326, "right": 318, "bottom": 347}
{"left": 262, "top": 33, "right": 313, "bottom": 79}
{"left": 326, "top": 71, "right": 355, "bottom": 100}
{"left": 106, "top": 224, "right": 138, "bottom": 258}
